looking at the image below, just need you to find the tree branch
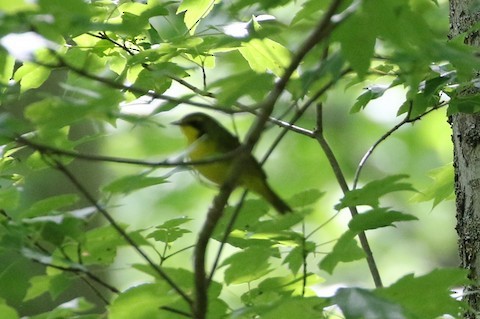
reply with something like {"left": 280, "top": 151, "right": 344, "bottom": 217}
{"left": 16, "top": 135, "right": 240, "bottom": 168}
{"left": 353, "top": 102, "right": 446, "bottom": 189}
{"left": 47, "top": 157, "right": 193, "bottom": 307}
{"left": 35, "top": 53, "right": 232, "bottom": 113}
{"left": 192, "top": 1, "right": 352, "bottom": 318}
{"left": 313, "top": 103, "right": 383, "bottom": 288}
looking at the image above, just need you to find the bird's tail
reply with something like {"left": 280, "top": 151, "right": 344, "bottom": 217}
{"left": 258, "top": 183, "right": 292, "bottom": 214}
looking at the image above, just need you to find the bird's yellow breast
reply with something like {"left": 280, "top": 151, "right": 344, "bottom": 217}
{"left": 180, "top": 126, "right": 232, "bottom": 185}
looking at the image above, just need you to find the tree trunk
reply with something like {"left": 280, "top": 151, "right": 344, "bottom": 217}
{"left": 450, "top": 0, "right": 480, "bottom": 317}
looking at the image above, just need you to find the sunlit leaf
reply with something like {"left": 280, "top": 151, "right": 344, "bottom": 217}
{"left": 24, "top": 275, "right": 50, "bottom": 302}
{"left": 0, "top": 298, "right": 18, "bottom": 319}
{"left": 13, "top": 63, "right": 51, "bottom": 93}
{"left": 177, "top": 0, "right": 219, "bottom": 34}
{"left": 239, "top": 38, "right": 292, "bottom": 77}
{"left": 0, "top": 0, "right": 36, "bottom": 13}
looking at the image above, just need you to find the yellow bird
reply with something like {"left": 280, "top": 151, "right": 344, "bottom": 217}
{"left": 172, "top": 113, "right": 292, "bottom": 214}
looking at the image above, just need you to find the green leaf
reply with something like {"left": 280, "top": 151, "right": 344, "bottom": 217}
{"left": 177, "top": 0, "right": 219, "bottom": 34}
{"left": 288, "top": 189, "right": 324, "bottom": 207}
{"left": 13, "top": 63, "right": 51, "bottom": 93}
{"left": 24, "top": 275, "right": 51, "bottom": 302}
{"left": 253, "top": 212, "right": 304, "bottom": 233}
{"left": 334, "top": 288, "right": 407, "bottom": 319}
{"left": 0, "top": 299, "right": 18, "bottom": 319}
{"left": 133, "top": 68, "right": 172, "bottom": 96}
{"left": 23, "top": 194, "right": 79, "bottom": 218}
{"left": 147, "top": 231, "right": 181, "bottom": 243}
{"left": 31, "top": 297, "right": 94, "bottom": 318}
{"left": 448, "top": 93, "right": 480, "bottom": 115}
{"left": 348, "top": 208, "right": 417, "bottom": 232}
{"left": 0, "top": 187, "right": 20, "bottom": 210}
{"left": 213, "top": 200, "right": 268, "bottom": 241}
{"left": 146, "top": 223, "right": 191, "bottom": 243}
{"left": 103, "top": 173, "right": 167, "bottom": 195}
{"left": 291, "top": 0, "right": 329, "bottom": 25}
{"left": 24, "top": 98, "right": 87, "bottom": 129}
{"left": 0, "top": 52, "right": 15, "bottom": 85}
{"left": 319, "top": 230, "right": 365, "bottom": 274}
{"left": 336, "top": 175, "right": 416, "bottom": 209}
{"left": 38, "top": 0, "right": 92, "bottom": 36}
{"left": 239, "top": 38, "right": 292, "bottom": 77}
{"left": 411, "top": 164, "right": 454, "bottom": 207}
{"left": 82, "top": 225, "right": 127, "bottom": 265}
{"left": 335, "top": 12, "right": 376, "bottom": 77}
{"left": 0, "top": 0, "right": 36, "bottom": 13}
{"left": 350, "top": 85, "right": 389, "bottom": 113}
{"left": 222, "top": 247, "right": 274, "bottom": 284}
{"left": 210, "top": 72, "right": 274, "bottom": 106}
{"left": 258, "top": 274, "right": 323, "bottom": 297}
{"left": 109, "top": 283, "right": 180, "bottom": 319}
{"left": 254, "top": 296, "right": 328, "bottom": 319}
{"left": 284, "top": 243, "right": 317, "bottom": 275}
{"left": 49, "top": 273, "right": 73, "bottom": 300}
{"left": 376, "top": 269, "right": 469, "bottom": 318}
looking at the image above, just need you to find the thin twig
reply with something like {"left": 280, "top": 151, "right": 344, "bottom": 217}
{"left": 48, "top": 158, "right": 193, "bottom": 306}
{"left": 163, "top": 245, "right": 196, "bottom": 261}
{"left": 160, "top": 306, "right": 192, "bottom": 318}
{"left": 313, "top": 103, "right": 383, "bottom": 288}
{"left": 33, "top": 256, "right": 119, "bottom": 293}
{"left": 352, "top": 102, "right": 446, "bottom": 189}
{"left": 16, "top": 135, "right": 240, "bottom": 167}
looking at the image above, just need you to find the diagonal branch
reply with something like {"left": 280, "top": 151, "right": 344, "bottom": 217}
{"left": 313, "top": 103, "right": 383, "bottom": 288}
{"left": 192, "top": 1, "right": 353, "bottom": 318}
{"left": 353, "top": 102, "right": 446, "bottom": 189}
{"left": 48, "top": 157, "right": 193, "bottom": 307}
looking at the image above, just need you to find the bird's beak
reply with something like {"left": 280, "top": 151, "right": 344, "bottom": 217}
{"left": 171, "top": 119, "right": 182, "bottom": 126}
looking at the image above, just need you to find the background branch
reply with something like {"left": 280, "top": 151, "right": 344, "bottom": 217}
{"left": 314, "top": 103, "right": 383, "bottom": 288}
{"left": 47, "top": 157, "right": 193, "bottom": 307}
